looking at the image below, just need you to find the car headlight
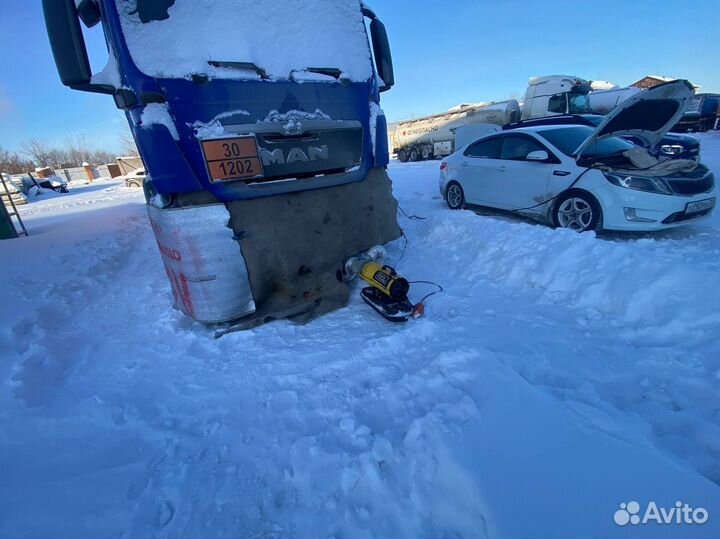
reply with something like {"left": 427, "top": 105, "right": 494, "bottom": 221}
{"left": 659, "top": 144, "right": 683, "bottom": 156}
{"left": 603, "top": 173, "right": 673, "bottom": 195}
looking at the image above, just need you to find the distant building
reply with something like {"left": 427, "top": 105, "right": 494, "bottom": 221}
{"left": 631, "top": 75, "right": 700, "bottom": 90}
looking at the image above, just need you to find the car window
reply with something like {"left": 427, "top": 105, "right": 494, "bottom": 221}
{"left": 500, "top": 135, "right": 546, "bottom": 161}
{"left": 547, "top": 93, "right": 567, "bottom": 114}
{"left": 539, "top": 126, "right": 635, "bottom": 156}
{"left": 464, "top": 137, "right": 502, "bottom": 159}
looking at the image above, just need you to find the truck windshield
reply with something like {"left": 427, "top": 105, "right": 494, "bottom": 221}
{"left": 115, "top": 0, "right": 373, "bottom": 82}
{"left": 568, "top": 92, "right": 591, "bottom": 114}
{"left": 539, "top": 126, "right": 635, "bottom": 156}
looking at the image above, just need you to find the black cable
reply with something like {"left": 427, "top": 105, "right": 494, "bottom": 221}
{"left": 408, "top": 280, "right": 444, "bottom": 305}
{"left": 507, "top": 165, "right": 596, "bottom": 214}
{"left": 506, "top": 151, "right": 677, "bottom": 215}
{"left": 397, "top": 205, "right": 427, "bottom": 220}
{"left": 392, "top": 227, "right": 409, "bottom": 266}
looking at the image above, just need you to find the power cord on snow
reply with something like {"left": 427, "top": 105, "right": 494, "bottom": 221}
{"left": 408, "top": 280, "right": 444, "bottom": 318}
{"left": 392, "top": 228, "right": 409, "bottom": 266}
{"left": 506, "top": 166, "right": 596, "bottom": 214}
{"left": 388, "top": 219, "right": 445, "bottom": 317}
{"left": 398, "top": 205, "right": 427, "bottom": 220}
{"left": 409, "top": 280, "right": 444, "bottom": 304}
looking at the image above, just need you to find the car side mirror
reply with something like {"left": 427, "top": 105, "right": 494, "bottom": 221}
{"left": 527, "top": 150, "right": 549, "bottom": 161}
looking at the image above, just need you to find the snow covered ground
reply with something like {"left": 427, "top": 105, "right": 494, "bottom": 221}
{"left": 1, "top": 133, "right": 719, "bottom": 539}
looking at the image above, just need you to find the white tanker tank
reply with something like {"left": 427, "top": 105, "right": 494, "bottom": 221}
{"left": 588, "top": 86, "right": 642, "bottom": 115}
{"left": 393, "top": 100, "right": 521, "bottom": 162}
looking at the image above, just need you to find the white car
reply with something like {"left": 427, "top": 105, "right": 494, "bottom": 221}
{"left": 121, "top": 168, "right": 147, "bottom": 188}
{"left": 439, "top": 80, "right": 716, "bottom": 232}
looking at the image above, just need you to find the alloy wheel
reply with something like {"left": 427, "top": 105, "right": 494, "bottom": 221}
{"left": 447, "top": 184, "right": 464, "bottom": 209}
{"left": 557, "top": 197, "right": 593, "bottom": 231}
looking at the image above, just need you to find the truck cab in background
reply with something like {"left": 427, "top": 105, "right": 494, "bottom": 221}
{"left": 521, "top": 75, "right": 593, "bottom": 120}
{"left": 43, "top": 0, "right": 400, "bottom": 326}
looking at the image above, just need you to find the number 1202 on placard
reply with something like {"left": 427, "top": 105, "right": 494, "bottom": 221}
{"left": 200, "top": 136, "right": 265, "bottom": 182}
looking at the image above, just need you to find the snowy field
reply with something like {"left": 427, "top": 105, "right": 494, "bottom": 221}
{"left": 1, "top": 133, "right": 720, "bottom": 539}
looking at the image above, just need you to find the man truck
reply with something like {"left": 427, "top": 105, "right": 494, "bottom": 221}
{"left": 43, "top": 0, "right": 400, "bottom": 327}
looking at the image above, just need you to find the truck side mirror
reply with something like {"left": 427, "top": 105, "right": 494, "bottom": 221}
{"left": 369, "top": 18, "right": 395, "bottom": 92}
{"left": 42, "top": 0, "right": 113, "bottom": 94}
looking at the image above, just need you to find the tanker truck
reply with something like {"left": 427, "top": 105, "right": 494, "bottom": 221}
{"left": 588, "top": 86, "right": 642, "bottom": 115}
{"left": 521, "top": 75, "right": 593, "bottom": 120}
{"left": 393, "top": 100, "right": 521, "bottom": 162}
{"left": 393, "top": 75, "right": 593, "bottom": 162}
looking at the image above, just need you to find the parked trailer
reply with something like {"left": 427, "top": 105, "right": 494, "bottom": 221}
{"left": 393, "top": 101, "right": 520, "bottom": 162}
{"left": 672, "top": 94, "right": 720, "bottom": 132}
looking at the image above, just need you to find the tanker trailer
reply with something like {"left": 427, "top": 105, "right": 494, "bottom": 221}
{"left": 588, "top": 86, "right": 641, "bottom": 115}
{"left": 393, "top": 100, "right": 520, "bottom": 162}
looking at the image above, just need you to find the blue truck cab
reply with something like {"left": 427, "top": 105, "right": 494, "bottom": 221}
{"left": 43, "top": 0, "right": 402, "bottom": 325}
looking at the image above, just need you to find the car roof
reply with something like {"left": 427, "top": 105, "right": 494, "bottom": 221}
{"left": 507, "top": 124, "right": 592, "bottom": 134}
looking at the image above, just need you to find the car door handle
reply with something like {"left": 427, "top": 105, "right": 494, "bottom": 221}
{"left": 460, "top": 162, "right": 469, "bottom": 167}
{"left": 553, "top": 170, "right": 571, "bottom": 176}
{"left": 496, "top": 165, "right": 506, "bottom": 172}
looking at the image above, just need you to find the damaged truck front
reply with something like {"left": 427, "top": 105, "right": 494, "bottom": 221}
{"left": 43, "top": 0, "right": 400, "bottom": 326}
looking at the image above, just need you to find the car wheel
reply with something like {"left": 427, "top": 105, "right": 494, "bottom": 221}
{"left": 446, "top": 182, "right": 465, "bottom": 210}
{"left": 421, "top": 146, "right": 431, "bottom": 160}
{"left": 409, "top": 148, "right": 419, "bottom": 162}
{"left": 553, "top": 191, "right": 601, "bottom": 232}
{"left": 397, "top": 149, "right": 408, "bottom": 162}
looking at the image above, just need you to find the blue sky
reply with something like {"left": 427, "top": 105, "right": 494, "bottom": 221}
{"left": 1, "top": 0, "right": 718, "bottom": 154}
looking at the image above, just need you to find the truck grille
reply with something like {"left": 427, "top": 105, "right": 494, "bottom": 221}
{"left": 223, "top": 119, "right": 363, "bottom": 183}
{"left": 667, "top": 172, "right": 714, "bottom": 195}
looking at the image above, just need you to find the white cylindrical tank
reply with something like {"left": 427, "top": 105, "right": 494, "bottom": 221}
{"left": 394, "top": 100, "right": 520, "bottom": 154}
{"left": 589, "top": 87, "right": 642, "bottom": 114}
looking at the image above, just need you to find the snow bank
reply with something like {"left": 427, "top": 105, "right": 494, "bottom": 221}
{"left": 424, "top": 218, "right": 720, "bottom": 346}
{"left": 116, "top": 0, "right": 373, "bottom": 82}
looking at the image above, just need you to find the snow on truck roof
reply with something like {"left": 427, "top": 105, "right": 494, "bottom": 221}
{"left": 116, "top": 0, "right": 373, "bottom": 82}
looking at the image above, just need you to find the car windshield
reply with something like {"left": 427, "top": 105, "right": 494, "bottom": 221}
{"left": 115, "top": 0, "right": 373, "bottom": 82}
{"left": 539, "top": 126, "right": 635, "bottom": 157}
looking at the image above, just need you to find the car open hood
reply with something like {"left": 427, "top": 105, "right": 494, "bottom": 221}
{"left": 574, "top": 80, "right": 695, "bottom": 159}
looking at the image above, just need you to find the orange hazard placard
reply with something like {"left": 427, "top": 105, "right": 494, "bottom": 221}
{"left": 200, "top": 136, "right": 264, "bottom": 182}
